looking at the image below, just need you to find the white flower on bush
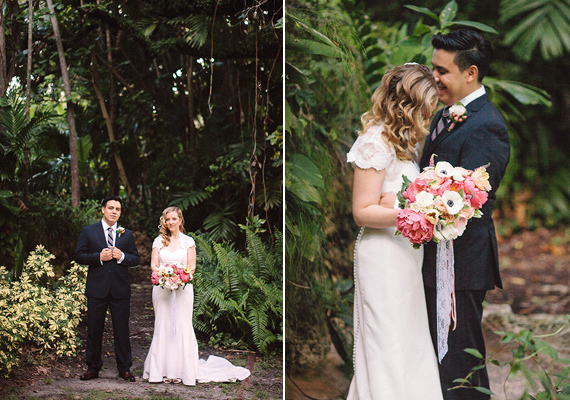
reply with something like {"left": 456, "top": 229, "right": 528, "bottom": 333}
{"left": 435, "top": 161, "right": 454, "bottom": 177}
{"left": 442, "top": 191, "right": 463, "bottom": 215}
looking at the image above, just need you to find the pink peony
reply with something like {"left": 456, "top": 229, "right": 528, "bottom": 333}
{"left": 435, "top": 177, "right": 452, "bottom": 196}
{"left": 151, "top": 271, "right": 159, "bottom": 285}
{"left": 179, "top": 271, "right": 190, "bottom": 283}
{"left": 404, "top": 178, "right": 429, "bottom": 203}
{"left": 396, "top": 209, "right": 434, "bottom": 245}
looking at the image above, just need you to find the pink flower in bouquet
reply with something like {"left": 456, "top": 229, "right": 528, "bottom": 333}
{"left": 460, "top": 205, "right": 475, "bottom": 220}
{"left": 420, "top": 168, "right": 439, "bottom": 183}
{"left": 463, "top": 177, "right": 488, "bottom": 208}
{"left": 151, "top": 271, "right": 159, "bottom": 285}
{"left": 404, "top": 178, "right": 429, "bottom": 203}
{"left": 435, "top": 177, "right": 453, "bottom": 196}
{"left": 433, "top": 197, "right": 447, "bottom": 213}
{"left": 470, "top": 188, "right": 488, "bottom": 209}
{"left": 179, "top": 271, "right": 190, "bottom": 283}
{"left": 472, "top": 167, "right": 491, "bottom": 191}
{"left": 397, "top": 208, "right": 434, "bottom": 245}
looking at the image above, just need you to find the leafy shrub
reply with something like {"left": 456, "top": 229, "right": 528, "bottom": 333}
{"left": 0, "top": 245, "right": 88, "bottom": 377}
{"left": 192, "top": 227, "right": 282, "bottom": 354}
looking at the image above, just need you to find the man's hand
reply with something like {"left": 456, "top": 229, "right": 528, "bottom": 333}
{"left": 111, "top": 247, "right": 123, "bottom": 260}
{"left": 100, "top": 248, "right": 113, "bottom": 262}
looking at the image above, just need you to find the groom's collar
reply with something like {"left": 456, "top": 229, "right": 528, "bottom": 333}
{"left": 458, "top": 85, "right": 486, "bottom": 107}
{"left": 101, "top": 219, "right": 117, "bottom": 231}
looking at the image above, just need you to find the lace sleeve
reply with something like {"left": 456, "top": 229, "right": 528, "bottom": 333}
{"left": 152, "top": 236, "right": 163, "bottom": 249}
{"left": 347, "top": 125, "right": 394, "bottom": 171}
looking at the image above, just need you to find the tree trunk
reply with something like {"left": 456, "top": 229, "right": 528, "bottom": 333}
{"left": 91, "top": 54, "right": 134, "bottom": 202}
{"left": 25, "top": 0, "right": 33, "bottom": 118}
{"left": 0, "top": 0, "right": 8, "bottom": 97}
{"left": 21, "top": 0, "right": 34, "bottom": 202}
{"left": 46, "top": 0, "right": 80, "bottom": 207}
{"left": 185, "top": 55, "right": 196, "bottom": 157}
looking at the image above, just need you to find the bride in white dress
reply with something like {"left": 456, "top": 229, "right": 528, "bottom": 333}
{"left": 143, "top": 206, "right": 250, "bottom": 385}
{"left": 346, "top": 64, "right": 444, "bottom": 400}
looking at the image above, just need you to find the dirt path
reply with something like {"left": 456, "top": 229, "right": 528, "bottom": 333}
{"left": 285, "top": 228, "right": 570, "bottom": 399}
{"left": 0, "top": 266, "right": 283, "bottom": 400}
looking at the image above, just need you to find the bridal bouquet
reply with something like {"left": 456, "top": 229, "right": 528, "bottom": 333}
{"left": 151, "top": 263, "right": 193, "bottom": 290}
{"left": 395, "top": 159, "right": 491, "bottom": 248}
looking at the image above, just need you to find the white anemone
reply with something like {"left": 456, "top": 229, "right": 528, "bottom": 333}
{"left": 435, "top": 161, "right": 454, "bottom": 177}
{"left": 442, "top": 191, "right": 463, "bottom": 215}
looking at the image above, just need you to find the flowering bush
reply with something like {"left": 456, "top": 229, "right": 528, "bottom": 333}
{"left": 396, "top": 160, "right": 491, "bottom": 248}
{"left": 0, "top": 245, "right": 87, "bottom": 377}
{"left": 151, "top": 263, "right": 192, "bottom": 290}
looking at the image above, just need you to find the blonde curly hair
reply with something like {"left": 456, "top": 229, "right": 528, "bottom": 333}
{"left": 360, "top": 63, "right": 438, "bottom": 161}
{"left": 158, "top": 206, "right": 186, "bottom": 247}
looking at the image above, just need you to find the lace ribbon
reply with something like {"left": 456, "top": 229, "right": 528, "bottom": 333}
{"left": 436, "top": 240, "right": 457, "bottom": 363}
{"left": 170, "top": 290, "right": 177, "bottom": 337}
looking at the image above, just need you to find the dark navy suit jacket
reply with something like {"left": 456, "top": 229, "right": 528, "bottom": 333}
{"left": 74, "top": 221, "right": 140, "bottom": 299}
{"left": 419, "top": 93, "right": 510, "bottom": 291}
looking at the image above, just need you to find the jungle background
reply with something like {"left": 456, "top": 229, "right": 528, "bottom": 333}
{"left": 285, "top": 0, "right": 570, "bottom": 398}
{"left": 0, "top": 0, "right": 283, "bottom": 397}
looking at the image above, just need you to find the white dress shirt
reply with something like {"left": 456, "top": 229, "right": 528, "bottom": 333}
{"left": 101, "top": 219, "right": 125, "bottom": 264}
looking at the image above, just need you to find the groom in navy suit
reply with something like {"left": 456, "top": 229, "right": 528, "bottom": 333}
{"left": 74, "top": 195, "right": 139, "bottom": 381}
{"left": 420, "top": 30, "right": 510, "bottom": 399}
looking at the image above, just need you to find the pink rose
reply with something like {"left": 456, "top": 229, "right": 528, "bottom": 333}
{"left": 404, "top": 178, "right": 429, "bottom": 203}
{"left": 470, "top": 188, "right": 488, "bottom": 209}
{"left": 435, "top": 177, "right": 452, "bottom": 196}
{"left": 179, "top": 272, "right": 190, "bottom": 283}
{"left": 396, "top": 209, "right": 434, "bottom": 245}
{"left": 151, "top": 271, "right": 159, "bottom": 285}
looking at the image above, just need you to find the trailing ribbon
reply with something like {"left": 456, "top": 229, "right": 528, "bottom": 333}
{"left": 170, "top": 290, "right": 177, "bottom": 337}
{"left": 436, "top": 239, "right": 457, "bottom": 363}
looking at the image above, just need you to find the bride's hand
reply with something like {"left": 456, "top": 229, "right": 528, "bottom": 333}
{"left": 379, "top": 192, "right": 397, "bottom": 209}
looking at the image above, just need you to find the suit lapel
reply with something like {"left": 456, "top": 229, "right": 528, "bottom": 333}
{"left": 422, "top": 94, "right": 491, "bottom": 165}
{"left": 95, "top": 222, "right": 108, "bottom": 249}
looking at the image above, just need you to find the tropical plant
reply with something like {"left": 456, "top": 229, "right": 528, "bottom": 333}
{"left": 454, "top": 316, "right": 570, "bottom": 399}
{"left": 500, "top": 0, "right": 570, "bottom": 62}
{"left": 0, "top": 92, "right": 58, "bottom": 200}
{"left": 192, "top": 225, "right": 282, "bottom": 354}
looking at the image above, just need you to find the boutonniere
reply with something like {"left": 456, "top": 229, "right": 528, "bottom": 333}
{"left": 116, "top": 227, "right": 125, "bottom": 237}
{"left": 447, "top": 102, "right": 467, "bottom": 131}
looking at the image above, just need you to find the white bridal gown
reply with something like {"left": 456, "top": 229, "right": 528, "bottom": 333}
{"left": 346, "top": 124, "right": 443, "bottom": 400}
{"left": 142, "top": 233, "right": 251, "bottom": 385}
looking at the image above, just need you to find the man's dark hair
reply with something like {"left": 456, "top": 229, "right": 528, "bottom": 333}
{"left": 431, "top": 29, "right": 492, "bottom": 82}
{"left": 102, "top": 195, "right": 123, "bottom": 208}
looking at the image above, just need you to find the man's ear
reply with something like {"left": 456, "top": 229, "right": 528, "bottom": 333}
{"left": 465, "top": 65, "right": 479, "bottom": 83}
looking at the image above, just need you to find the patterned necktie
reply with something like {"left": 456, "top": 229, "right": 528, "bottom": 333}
{"left": 107, "top": 227, "right": 114, "bottom": 248}
{"left": 431, "top": 107, "right": 450, "bottom": 141}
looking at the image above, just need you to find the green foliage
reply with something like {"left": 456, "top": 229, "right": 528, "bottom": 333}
{"left": 500, "top": 0, "right": 570, "bottom": 61}
{"left": 454, "top": 316, "right": 570, "bottom": 399}
{"left": 192, "top": 226, "right": 282, "bottom": 354}
{"left": 0, "top": 246, "right": 88, "bottom": 377}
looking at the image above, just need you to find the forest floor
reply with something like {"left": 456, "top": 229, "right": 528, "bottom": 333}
{"left": 0, "top": 265, "right": 283, "bottom": 400}
{"left": 286, "top": 227, "right": 570, "bottom": 400}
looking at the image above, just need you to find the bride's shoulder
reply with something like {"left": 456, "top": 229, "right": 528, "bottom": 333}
{"left": 152, "top": 236, "right": 164, "bottom": 249}
{"left": 181, "top": 233, "right": 196, "bottom": 248}
{"left": 347, "top": 123, "right": 395, "bottom": 171}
